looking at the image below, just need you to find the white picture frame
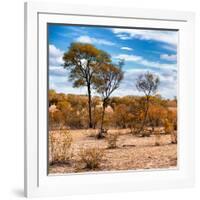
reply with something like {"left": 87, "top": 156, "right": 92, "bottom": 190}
{"left": 24, "top": 1, "right": 195, "bottom": 197}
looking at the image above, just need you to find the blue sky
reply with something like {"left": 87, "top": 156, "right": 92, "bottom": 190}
{"left": 48, "top": 24, "right": 178, "bottom": 99}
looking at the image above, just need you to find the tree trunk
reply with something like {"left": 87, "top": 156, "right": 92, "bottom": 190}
{"left": 151, "top": 125, "right": 155, "bottom": 134}
{"left": 138, "top": 96, "right": 149, "bottom": 136}
{"left": 97, "top": 102, "right": 106, "bottom": 138}
{"left": 92, "top": 105, "right": 96, "bottom": 129}
{"left": 87, "top": 83, "right": 92, "bottom": 128}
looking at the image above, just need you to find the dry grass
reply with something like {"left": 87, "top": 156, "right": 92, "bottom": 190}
{"left": 49, "top": 130, "right": 73, "bottom": 164}
{"left": 48, "top": 129, "right": 177, "bottom": 174}
{"left": 106, "top": 132, "right": 119, "bottom": 149}
{"left": 155, "top": 134, "right": 161, "bottom": 146}
{"left": 78, "top": 147, "right": 104, "bottom": 169}
{"left": 171, "top": 131, "right": 177, "bottom": 144}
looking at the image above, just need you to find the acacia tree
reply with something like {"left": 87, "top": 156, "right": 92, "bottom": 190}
{"left": 93, "top": 62, "right": 124, "bottom": 138}
{"left": 63, "top": 43, "right": 110, "bottom": 128}
{"left": 136, "top": 72, "right": 160, "bottom": 136}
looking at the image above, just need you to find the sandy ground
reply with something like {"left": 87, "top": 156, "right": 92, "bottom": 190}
{"left": 48, "top": 129, "right": 177, "bottom": 174}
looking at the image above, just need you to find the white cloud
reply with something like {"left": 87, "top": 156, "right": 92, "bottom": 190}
{"left": 49, "top": 44, "right": 64, "bottom": 66}
{"left": 49, "top": 66, "right": 68, "bottom": 77}
{"left": 49, "top": 44, "right": 63, "bottom": 58}
{"left": 49, "top": 74, "right": 89, "bottom": 96}
{"left": 114, "top": 54, "right": 176, "bottom": 70}
{"left": 76, "top": 35, "right": 115, "bottom": 46}
{"left": 48, "top": 45, "right": 177, "bottom": 99}
{"left": 121, "top": 46, "right": 133, "bottom": 51}
{"left": 50, "top": 65, "right": 177, "bottom": 99}
{"left": 116, "top": 34, "right": 130, "bottom": 40}
{"left": 161, "top": 44, "right": 177, "bottom": 52}
{"left": 140, "top": 60, "right": 176, "bottom": 70}
{"left": 112, "top": 28, "right": 178, "bottom": 46}
{"left": 160, "top": 54, "right": 177, "bottom": 61}
{"left": 114, "top": 54, "right": 142, "bottom": 62}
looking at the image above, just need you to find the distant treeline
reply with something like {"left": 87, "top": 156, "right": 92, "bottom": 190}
{"left": 48, "top": 89, "right": 177, "bottom": 132}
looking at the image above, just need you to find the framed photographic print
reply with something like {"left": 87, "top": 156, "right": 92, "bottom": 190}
{"left": 24, "top": 2, "right": 195, "bottom": 197}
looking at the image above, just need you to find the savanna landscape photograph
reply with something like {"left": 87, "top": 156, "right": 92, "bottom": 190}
{"left": 48, "top": 24, "right": 178, "bottom": 174}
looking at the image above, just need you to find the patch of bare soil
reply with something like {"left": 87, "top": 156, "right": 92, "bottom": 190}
{"left": 48, "top": 129, "right": 177, "bottom": 174}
